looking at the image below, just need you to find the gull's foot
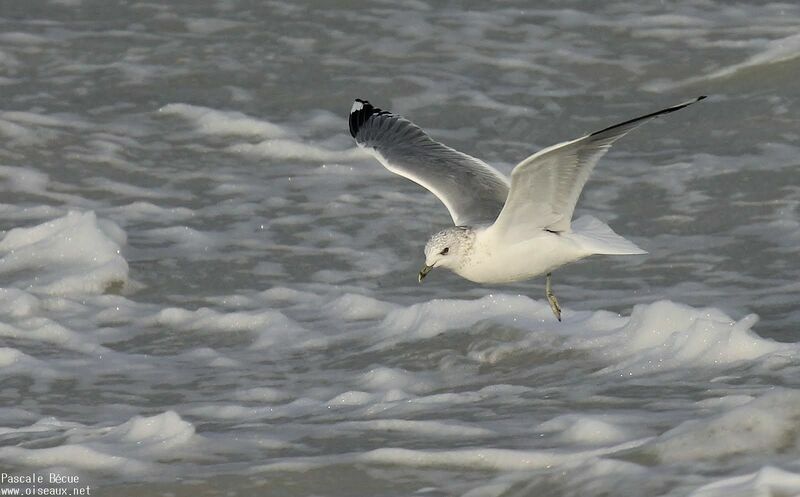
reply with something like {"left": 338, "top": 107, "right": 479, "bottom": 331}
{"left": 545, "top": 272, "right": 562, "bottom": 322}
{"left": 547, "top": 291, "right": 562, "bottom": 322}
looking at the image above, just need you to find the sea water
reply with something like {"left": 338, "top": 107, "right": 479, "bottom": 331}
{"left": 0, "top": 1, "right": 799, "bottom": 496}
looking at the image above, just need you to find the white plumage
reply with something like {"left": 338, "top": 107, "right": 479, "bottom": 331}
{"left": 349, "top": 97, "right": 705, "bottom": 319}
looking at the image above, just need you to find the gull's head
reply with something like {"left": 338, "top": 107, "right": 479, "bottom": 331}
{"left": 419, "top": 227, "right": 473, "bottom": 283}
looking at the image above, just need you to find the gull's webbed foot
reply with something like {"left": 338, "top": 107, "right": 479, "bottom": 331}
{"left": 545, "top": 272, "right": 562, "bottom": 322}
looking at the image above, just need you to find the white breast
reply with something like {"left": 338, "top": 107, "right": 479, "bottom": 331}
{"left": 453, "top": 230, "right": 589, "bottom": 284}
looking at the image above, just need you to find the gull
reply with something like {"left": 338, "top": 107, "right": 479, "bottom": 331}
{"left": 349, "top": 96, "right": 705, "bottom": 320}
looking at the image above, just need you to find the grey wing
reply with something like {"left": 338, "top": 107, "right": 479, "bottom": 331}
{"left": 350, "top": 99, "right": 510, "bottom": 227}
{"left": 491, "top": 96, "right": 706, "bottom": 241}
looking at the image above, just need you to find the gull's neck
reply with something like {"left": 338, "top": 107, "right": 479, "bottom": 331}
{"left": 453, "top": 226, "right": 479, "bottom": 270}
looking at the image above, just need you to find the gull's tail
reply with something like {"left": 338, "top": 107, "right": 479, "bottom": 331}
{"left": 567, "top": 215, "right": 647, "bottom": 255}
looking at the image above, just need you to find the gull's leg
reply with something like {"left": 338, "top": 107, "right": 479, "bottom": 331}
{"left": 545, "top": 272, "right": 562, "bottom": 322}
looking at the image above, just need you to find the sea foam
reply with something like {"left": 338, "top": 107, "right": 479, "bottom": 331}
{"left": 689, "top": 466, "right": 800, "bottom": 497}
{"left": 0, "top": 211, "right": 129, "bottom": 296}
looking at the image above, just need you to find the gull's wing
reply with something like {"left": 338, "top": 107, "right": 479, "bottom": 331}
{"left": 490, "top": 96, "right": 706, "bottom": 240}
{"left": 350, "top": 99, "right": 510, "bottom": 227}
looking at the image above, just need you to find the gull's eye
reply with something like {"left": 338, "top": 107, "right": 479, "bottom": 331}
{"left": 440, "top": 247, "right": 449, "bottom": 255}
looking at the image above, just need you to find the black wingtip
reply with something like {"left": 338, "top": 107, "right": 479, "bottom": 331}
{"left": 675, "top": 96, "right": 707, "bottom": 112}
{"left": 664, "top": 95, "right": 707, "bottom": 114}
{"left": 589, "top": 95, "right": 707, "bottom": 138}
{"left": 349, "top": 99, "right": 389, "bottom": 138}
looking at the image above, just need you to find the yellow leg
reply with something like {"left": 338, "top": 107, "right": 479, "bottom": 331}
{"left": 545, "top": 272, "right": 562, "bottom": 322}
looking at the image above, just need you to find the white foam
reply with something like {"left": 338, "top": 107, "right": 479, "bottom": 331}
{"left": 0, "top": 118, "right": 42, "bottom": 145}
{"left": 0, "top": 288, "right": 40, "bottom": 317}
{"left": 179, "top": 347, "right": 242, "bottom": 368}
{"left": 185, "top": 398, "right": 320, "bottom": 421}
{"left": 371, "top": 294, "right": 796, "bottom": 376}
{"left": 323, "top": 293, "right": 398, "bottom": 320}
{"left": 233, "top": 387, "right": 291, "bottom": 403}
{"left": 183, "top": 18, "right": 245, "bottom": 34}
{"left": 358, "top": 439, "right": 645, "bottom": 471}
{"left": 102, "top": 411, "right": 196, "bottom": 457}
{"left": 0, "top": 347, "right": 58, "bottom": 379}
{"left": 141, "top": 225, "right": 219, "bottom": 256}
{"left": 689, "top": 466, "right": 800, "bottom": 497}
{"left": 0, "top": 111, "right": 89, "bottom": 146}
{"left": 577, "top": 301, "right": 791, "bottom": 374}
{"left": 0, "top": 165, "right": 50, "bottom": 194}
{"left": 376, "top": 294, "right": 542, "bottom": 344}
{"left": 335, "top": 419, "right": 496, "bottom": 438}
{"left": 358, "top": 366, "right": 435, "bottom": 394}
{"left": 227, "top": 138, "right": 366, "bottom": 162}
{"left": 327, "top": 390, "right": 374, "bottom": 406}
{"left": 105, "top": 201, "right": 195, "bottom": 223}
{"left": 84, "top": 177, "right": 189, "bottom": 200}
{"left": 537, "top": 414, "right": 636, "bottom": 446}
{"left": 0, "top": 32, "right": 51, "bottom": 45}
{"left": 0, "top": 211, "right": 129, "bottom": 296}
{"left": 644, "top": 389, "right": 800, "bottom": 462}
{"left": 0, "top": 416, "right": 81, "bottom": 437}
{"left": 0, "top": 317, "right": 111, "bottom": 355}
{"left": 0, "top": 411, "right": 200, "bottom": 475}
{"left": 0, "top": 49, "right": 20, "bottom": 69}
{"left": 150, "top": 305, "right": 314, "bottom": 350}
{"left": 0, "top": 111, "right": 83, "bottom": 129}
{"left": 154, "top": 306, "right": 285, "bottom": 331}
{"left": 0, "top": 444, "right": 148, "bottom": 474}
{"left": 159, "top": 103, "right": 287, "bottom": 138}
{"left": 643, "top": 32, "right": 800, "bottom": 91}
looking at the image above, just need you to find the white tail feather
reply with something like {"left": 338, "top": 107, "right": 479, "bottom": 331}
{"left": 568, "top": 215, "right": 647, "bottom": 255}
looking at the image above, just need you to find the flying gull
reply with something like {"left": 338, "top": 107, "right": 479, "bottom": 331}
{"left": 349, "top": 96, "right": 705, "bottom": 320}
